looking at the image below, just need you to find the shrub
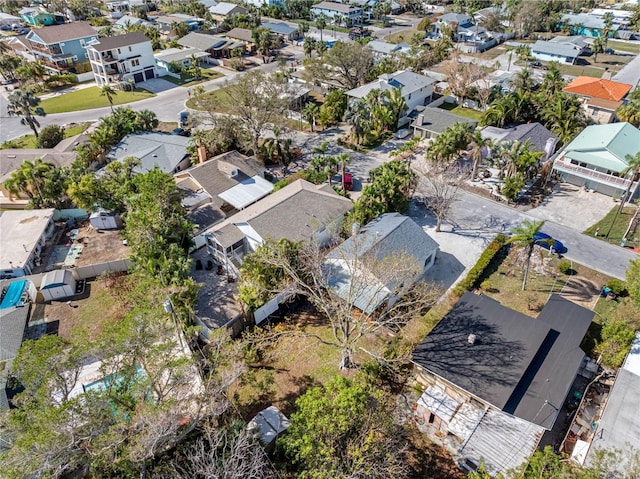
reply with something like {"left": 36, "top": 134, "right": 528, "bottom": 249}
{"left": 596, "top": 317, "right": 636, "bottom": 368}
{"left": 558, "top": 260, "right": 572, "bottom": 275}
{"left": 454, "top": 234, "right": 508, "bottom": 296}
{"left": 606, "top": 279, "right": 627, "bottom": 296}
{"left": 36, "top": 124, "right": 65, "bottom": 149}
{"left": 480, "top": 279, "right": 492, "bottom": 291}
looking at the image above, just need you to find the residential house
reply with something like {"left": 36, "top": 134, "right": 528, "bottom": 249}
{"left": 106, "top": 132, "right": 192, "bottom": 175}
{"left": 552, "top": 122, "right": 640, "bottom": 199}
{"left": 324, "top": 213, "right": 439, "bottom": 314}
{"left": 530, "top": 39, "right": 585, "bottom": 65}
{"left": 153, "top": 13, "right": 204, "bottom": 34}
{"left": 115, "top": 14, "right": 155, "bottom": 30}
{"left": 262, "top": 22, "right": 300, "bottom": 42}
{"left": 85, "top": 32, "right": 156, "bottom": 86}
{"left": 244, "top": 0, "right": 284, "bottom": 8}
{"left": 412, "top": 108, "right": 478, "bottom": 139}
{"left": 562, "top": 76, "right": 633, "bottom": 124}
{"left": 310, "top": 1, "right": 364, "bottom": 26}
{"left": 613, "top": 52, "right": 640, "bottom": 89}
{"left": 366, "top": 40, "right": 402, "bottom": 59}
{"left": 154, "top": 47, "right": 211, "bottom": 74}
{"left": 205, "top": 179, "right": 353, "bottom": 276}
{"left": 0, "top": 12, "right": 21, "bottom": 26}
{"left": 480, "top": 122, "right": 559, "bottom": 161}
{"left": 224, "top": 27, "right": 255, "bottom": 52}
{"left": 412, "top": 292, "right": 594, "bottom": 476}
{"left": 208, "top": 2, "right": 248, "bottom": 23}
{"left": 560, "top": 12, "right": 628, "bottom": 38}
{"left": 0, "top": 209, "right": 55, "bottom": 278}
{"left": 431, "top": 12, "right": 496, "bottom": 52}
{"left": 344, "top": 0, "right": 403, "bottom": 19}
{"left": 25, "top": 22, "right": 98, "bottom": 78}
{"left": 178, "top": 31, "right": 245, "bottom": 59}
{"left": 174, "top": 150, "right": 273, "bottom": 235}
{"left": 346, "top": 69, "right": 435, "bottom": 113}
{"left": 20, "top": 7, "right": 64, "bottom": 26}
{"left": 583, "top": 332, "right": 640, "bottom": 473}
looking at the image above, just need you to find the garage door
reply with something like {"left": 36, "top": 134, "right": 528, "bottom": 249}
{"left": 133, "top": 72, "right": 144, "bottom": 83}
{"left": 144, "top": 68, "right": 155, "bottom": 80}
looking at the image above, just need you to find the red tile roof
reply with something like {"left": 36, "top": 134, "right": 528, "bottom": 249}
{"left": 563, "top": 76, "right": 632, "bottom": 101}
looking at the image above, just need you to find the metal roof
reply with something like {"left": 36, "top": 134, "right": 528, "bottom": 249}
{"left": 460, "top": 408, "right": 545, "bottom": 477}
{"left": 413, "top": 292, "right": 593, "bottom": 429}
{"left": 247, "top": 406, "right": 290, "bottom": 446}
{"left": 417, "top": 386, "right": 460, "bottom": 423}
{"left": 155, "top": 47, "right": 210, "bottom": 63}
{"left": 561, "top": 122, "right": 640, "bottom": 174}
{"left": 41, "top": 269, "right": 74, "bottom": 289}
{"left": 217, "top": 175, "right": 274, "bottom": 210}
{"left": 262, "top": 22, "right": 297, "bottom": 36}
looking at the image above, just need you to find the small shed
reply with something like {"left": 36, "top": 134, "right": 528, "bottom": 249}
{"left": 89, "top": 209, "right": 123, "bottom": 230}
{"left": 40, "top": 270, "right": 77, "bottom": 302}
{"left": 247, "top": 405, "right": 290, "bottom": 452}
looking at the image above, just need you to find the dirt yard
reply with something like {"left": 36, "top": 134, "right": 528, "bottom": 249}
{"left": 72, "top": 221, "right": 130, "bottom": 267}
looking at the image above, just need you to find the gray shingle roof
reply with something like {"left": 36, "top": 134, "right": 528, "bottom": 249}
{"left": 108, "top": 132, "right": 190, "bottom": 174}
{"left": 347, "top": 70, "right": 435, "bottom": 99}
{"left": 530, "top": 39, "right": 582, "bottom": 59}
{"left": 480, "top": 123, "right": 558, "bottom": 154}
{"left": 178, "top": 32, "right": 230, "bottom": 50}
{"left": 0, "top": 306, "right": 29, "bottom": 362}
{"left": 312, "top": 1, "right": 363, "bottom": 13}
{"left": 412, "top": 108, "right": 478, "bottom": 135}
{"left": 208, "top": 2, "right": 247, "bottom": 16}
{"left": 26, "top": 21, "right": 97, "bottom": 44}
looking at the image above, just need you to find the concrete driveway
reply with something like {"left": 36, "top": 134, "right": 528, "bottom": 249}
{"left": 528, "top": 182, "right": 615, "bottom": 232}
{"left": 137, "top": 78, "right": 179, "bottom": 94}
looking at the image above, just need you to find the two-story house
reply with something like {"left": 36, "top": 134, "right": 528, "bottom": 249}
{"left": 25, "top": 22, "right": 98, "bottom": 79}
{"left": 310, "top": 1, "right": 364, "bottom": 26}
{"left": 562, "top": 76, "right": 632, "bottom": 124}
{"left": 85, "top": 32, "right": 156, "bottom": 86}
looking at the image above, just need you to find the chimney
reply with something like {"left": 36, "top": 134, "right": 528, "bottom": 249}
{"left": 467, "top": 334, "right": 477, "bottom": 345}
{"left": 197, "top": 145, "right": 207, "bottom": 164}
{"left": 543, "top": 137, "right": 558, "bottom": 161}
{"left": 417, "top": 113, "right": 425, "bottom": 126}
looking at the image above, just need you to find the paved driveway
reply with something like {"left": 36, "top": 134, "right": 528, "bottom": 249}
{"left": 137, "top": 78, "right": 179, "bottom": 94}
{"left": 528, "top": 182, "right": 615, "bottom": 232}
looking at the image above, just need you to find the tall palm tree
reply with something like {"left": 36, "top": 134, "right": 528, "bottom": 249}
{"left": 383, "top": 87, "right": 407, "bottom": 131}
{"left": 100, "top": 84, "right": 117, "bottom": 112}
{"left": 540, "top": 63, "right": 565, "bottom": 95}
{"left": 468, "top": 131, "right": 491, "bottom": 181}
{"left": 7, "top": 89, "right": 46, "bottom": 137}
{"left": 507, "top": 220, "right": 545, "bottom": 291}
{"left": 302, "top": 102, "right": 320, "bottom": 132}
{"left": 3, "top": 158, "right": 55, "bottom": 206}
{"left": 315, "top": 14, "right": 327, "bottom": 42}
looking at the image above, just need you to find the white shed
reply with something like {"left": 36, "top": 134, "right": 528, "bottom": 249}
{"left": 40, "top": 270, "right": 77, "bottom": 302}
{"left": 247, "top": 405, "right": 290, "bottom": 451}
{"left": 89, "top": 209, "right": 123, "bottom": 230}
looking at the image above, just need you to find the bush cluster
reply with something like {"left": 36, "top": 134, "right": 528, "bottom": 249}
{"left": 606, "top": 279, "right": 627, "bottom": 296}
{"left": 558, "top": 259, "right": 573, "bottom": 275}
{"left": 454, "top": 233, "right": 508, "bottom": 296}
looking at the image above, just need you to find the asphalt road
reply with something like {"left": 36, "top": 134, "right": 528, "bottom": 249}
{"left": 446, "top": 190, "right": 636, "bottom": 281}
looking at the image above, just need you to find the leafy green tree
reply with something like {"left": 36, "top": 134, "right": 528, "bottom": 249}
{"left": 616, "top": 88, "right": 640, "bottom": 127}
{"left": 7, "top": 89, "right": 46, "bottom": 137}
{"left": 627, "top": 258, "right": 640, "bottom": 305}
{"left": 303, "top": 41, "right": 374, "bottom": 89}
{"left": 507, "top": 219, "right": 545, "bottom": 291}
{"left": 427, "top": 122, "right": 474, "bottom": 166}
{"left": 36, "top": 124, "right": 65, "bottom": 148}
{"left": 279, "top": 375, "right": 409, "bottom": 478}
{"left": 596, "top": 317, "right": 636, "bottom": 368}
{"left": 318, "top": 89, "right": 348, "bottom": 127}
{"left": 3, "top": 158, "right": 66, "bottom": 208}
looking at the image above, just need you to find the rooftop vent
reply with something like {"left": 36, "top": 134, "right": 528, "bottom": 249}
{"left": 230, "top": 168, "right": 238, "bottom": 178}
{"left": 467, "top": 334, "right": 477, "bottom": 345}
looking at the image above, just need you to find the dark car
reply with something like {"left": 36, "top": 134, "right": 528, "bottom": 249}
{"left": 348, "top": 27, "right": 371, "bottom": 40}
{"left": 172, "top": 127, "right": 191, "bottom": 137}
{"left": 0, "top": 24, "right": 12, "bottom": 31}
{"left": 533, "top": 232, "right": 565, "bottom": 254}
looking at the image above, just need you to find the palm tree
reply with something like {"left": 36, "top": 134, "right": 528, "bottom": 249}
{"left": 7, "top": 89, "right": 46, "bottom": 137}
{"left": 468, "top": 131, "right": 491, "bottom": 181}
{"left": 302, "top": 102, "right": 320, "bottom": 132}
{"left": 336, "top": 152, "right": 352, "bottom": 190}
{"left": 100, "top": 84, "right": 117, "bottom": 112}
{"left": 315, "top": 14, "right": 327, "bottom": 42}
{"left": 507, "top": 220, "right": 545, "bottom": 290}
{"left": 383, "top": 87, "right": 407, "bottom": 131}
{"left": 541, "top": 93, "right": 585, "bottom": 144}
{"left": 3, "top": 158, "right": 55, "bottom": 207}
{"left": 540, "top": 63, "right": 565, "bottom": 95}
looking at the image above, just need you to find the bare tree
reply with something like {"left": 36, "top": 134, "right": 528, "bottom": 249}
{"left": 415, "top": 165, "right": 461, "bottom": 232}
{"left": 169, "top": 424, "right": 276, "bottom": 479}
{"left": 242, "top": 238, "right": 442, "bottom": 369}
{"left": 442, "top": 53, "right": 480, "bottom": 107}
{"left": 473, "top": 66, "right": 494, "bottom": 111}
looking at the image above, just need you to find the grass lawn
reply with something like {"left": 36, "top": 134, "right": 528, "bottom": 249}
{"left": 385, "top": 27, "right": 419, "bottom": 44}
{"left": 161, "top": 69, "right": 223, "bottom": 87}
{"left": 584, "top": 206, "right": 638, "bottom": 248}
{"left": 1, "top": 122, "right": 90, "bottom": 149}
{"left": 608, "top": 40, "right": 640, "bottom": 55}
{"left": 39, "top": 86, "right": 155, "bottom": 114}
{"left": 438, "top": 103, "right": 484, "bottom": 121}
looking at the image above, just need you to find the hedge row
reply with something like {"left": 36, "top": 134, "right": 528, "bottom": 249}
{"left": 453, "top": 233, "right": 508, "bottom": 296}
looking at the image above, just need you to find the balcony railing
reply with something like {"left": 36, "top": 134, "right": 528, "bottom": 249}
{"left": 40, "top": 59, "right": 74, "bottom": 71}
{"left": 30, "top": 43, "right": 62, "bottom": 56}
{"left": 553, "top": 159, "right": 632, "bottom": 189}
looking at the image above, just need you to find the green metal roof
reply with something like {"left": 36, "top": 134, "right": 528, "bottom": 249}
{"left": 564, "top": 123, "right": 640, "bottom": 173}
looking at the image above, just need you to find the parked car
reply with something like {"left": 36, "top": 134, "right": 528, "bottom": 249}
{"left": 533, "top": 232, "right": 565, "bottom": 254}
{"left": 0, "top": 24, "right": 12, "bottom": 31}
{"left": 604, "top": 48, "right": 615, "bottom": 55}
{"left": 348, "top": 27, "right": 371, "bottom": 40}
{"left": 341, "top": 172, "right": 353, "bottom": 190}
{"left": 172, "top": 127, "right": 191, "bottom": 137}
{"left": 529, "top": 61, "right": 548, "bottom": 70}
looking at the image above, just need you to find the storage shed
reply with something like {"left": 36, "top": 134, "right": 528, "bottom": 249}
{"left": 40, "top": 270, "right": 77, "bottom": 302}
{"left": 247, "top": 405, "right": 290, "bottom": 452}
{"left": 89, "top": 209, "right": 123, "bottom": 230}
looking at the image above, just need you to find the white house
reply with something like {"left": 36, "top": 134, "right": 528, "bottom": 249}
{"left": 530, "top": 39, "right": 585, "bottom": 65}
{"left": 310, "top": 1, "right": 364, "bottom": 25}
{"left": 346, "top": 69, "right": 435, "bottom": 113}
{"left": 324, "top": 213, "right": 439, "bottom": 314}
{"left": 85, "top": 32, "right": 156, "bottom": 87}
{"left": 0, "top": 209, "right": 55, "bottom": 279}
